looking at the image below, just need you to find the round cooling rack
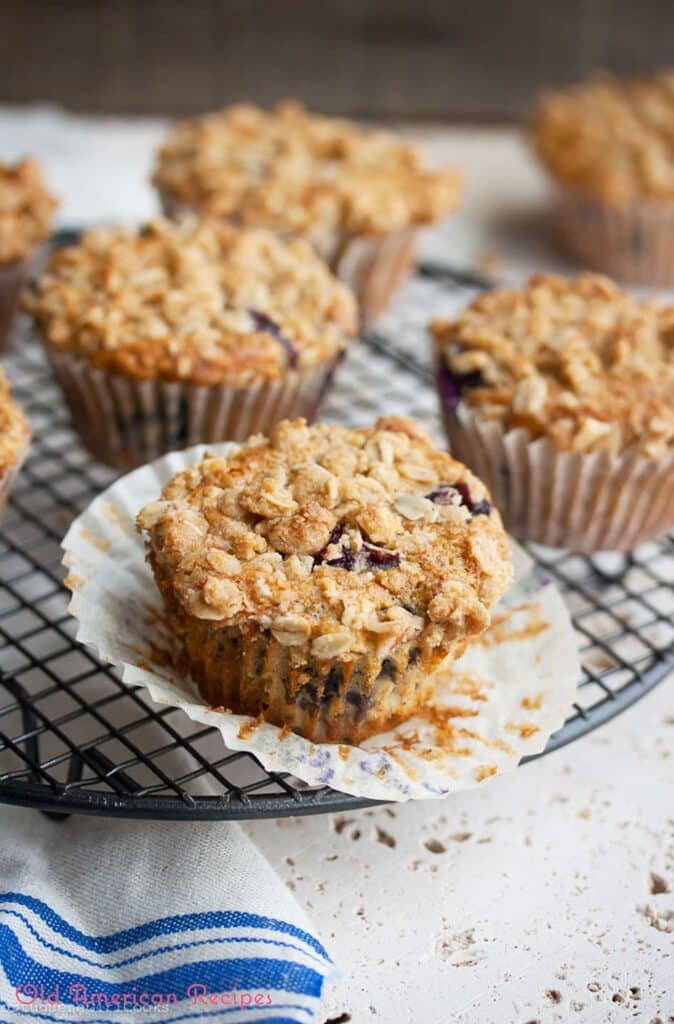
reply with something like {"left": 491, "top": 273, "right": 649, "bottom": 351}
{"left": 1, "top": 252, "right": 672, "bottom": 820}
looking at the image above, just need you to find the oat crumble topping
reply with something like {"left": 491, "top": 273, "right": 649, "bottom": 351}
{"left": 153, "top": 102, "right": 461, "bottom": 246}
{"left": 23, "top": 217, "right": 356, "bottom": 385}
{"left": 0, "top": 158, "right": 57, "bottom": 265}
{"left": 432, "top": 273, "right": 674, "bottom": 457}
{"left": 0, "top": 368, "right": 30, "bottom": 470}
{"left": 532, "top": 72, "right": 674, "bottom": 204}
{"left": 137, "top": 417, "right": 511, "bottom": 662}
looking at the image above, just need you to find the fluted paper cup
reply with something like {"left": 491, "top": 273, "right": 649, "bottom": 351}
{"left": 158, "top": 188, "right": 416, "bottom": 328}
{"left": 0, "top": 258, "right": 31, "bottom": 352}
{"left": 439, "top": 393, "right": 674, "bottom": 553}
{"left": 554, "top": 184, "right": 674, "bottom": 287}
{"left": 62, "top": 442, "right": 579, "bottom": 802}
{"left": 43, "top": 344, "right": 344, "bottom": 471}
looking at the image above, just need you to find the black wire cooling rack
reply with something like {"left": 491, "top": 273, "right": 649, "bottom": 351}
{"left": 1, "top": 259, "right": 672, "bottom": 820}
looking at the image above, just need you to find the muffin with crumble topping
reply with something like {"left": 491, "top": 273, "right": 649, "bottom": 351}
{"left": 23, "top": 216, "right": 356, "bottom": 470}
{"left": 137, "top": 416, "right": 512, "bottom": 744}
{"left": 432, "top": 273, "right": 674, "bottom": 552}
{"left": 0, "top": 158, "right": 57, "bottom": 350}
{"left": 153, "top": 102, "right": 461, "bottom": 326}
{"left": 532, "top": 71, "right": 674, "bottom": 285}
{"left": 0, "top": 368, "right": 30, "bottom": 515}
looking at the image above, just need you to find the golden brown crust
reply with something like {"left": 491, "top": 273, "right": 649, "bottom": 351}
{"left": 0, "top": 158, "right": 57, "bottom": 264}
{"left": 138, "top": 417, "right": 511, "bottom": 656}
{"left": 532, "top": 71, "right": 674, "bottom": 204}
{"left": 432, "top": 273, "right": 674, "bottom": 457}
{"left": 0, "top": 368, "right": 30, "bottom": 472}
{"left": 153, "top": 102, "right": 461, "bottom": 245}
{"left": 23, "top": 217, "right": 357, "bottom": 386}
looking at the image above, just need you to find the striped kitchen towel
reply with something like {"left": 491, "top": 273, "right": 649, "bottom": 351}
{"left": 0, "top": 807, "right": 334, "bottom": 1024}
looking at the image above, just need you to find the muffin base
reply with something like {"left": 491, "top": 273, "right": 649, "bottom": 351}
{"left": 177, "top": 620, "right": 463, "bottom": 745}
{"left": 555, "top": 186, "right": 674, "bottom": 286}
{"left": 0, "top": 258, "right": 30, "bottom": 352}
{"left": 440, "top": 396, "right": 674, "bottom": 553}
{"left": 44, "top": 344, "right": 344, "bottom": 471}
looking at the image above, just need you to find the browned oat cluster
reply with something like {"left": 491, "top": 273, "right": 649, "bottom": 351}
{"left": 153, "top": 102, "right": 461, "bottom": 247}
{"left": 23, "top": 217, "right": 357, "bottom": 386}
{"left": 0, "top": 368, "right": 30, "bottom": 472}
{"left": 532, "top": 72, "right": 674, "bottom": 204}
{"left": 432, "top": 273, "right": 674, "bottom": 457}
{"left": 137, "top": 416, "right": 511, "bottom": 741}
{"left": 0, "top": 158, "right": 57, "bottom": 265}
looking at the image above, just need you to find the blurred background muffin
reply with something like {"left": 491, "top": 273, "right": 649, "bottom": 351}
{"left": 23, "top": 217, "right": 357, "bottom": 470}
{"left": 153, "top": 102, "right": 461, "bottom": 327}
{"left": 0, "top": 158, "right": 57, "bottom": 351}
{"left": 432, "top": 273, "right": 674, "bottom": 552}
{"left": 532, "top": 71, "right": 674, "bottom": 285}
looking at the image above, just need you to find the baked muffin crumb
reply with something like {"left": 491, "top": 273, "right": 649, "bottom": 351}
{"left": 0, "top": 158, "right": 57, "bottom": 265}
{"left": 23, "top": 217, "right": 357, "bottom": 386}
{"left": 432, "top": 273, "right": 674, "bottom": 457}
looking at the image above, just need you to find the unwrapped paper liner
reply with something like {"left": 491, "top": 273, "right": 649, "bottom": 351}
{"left": 440, "top": 396, "right": 674, "bottom": 553}
{"left": 62, "top": 443, "right": 580, "bottom": 802}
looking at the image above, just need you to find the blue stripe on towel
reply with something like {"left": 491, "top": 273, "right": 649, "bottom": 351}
{"left": 0, "top": 909, "right": 326, "bottom": 971}
{"left": 0, "top": 896, "right": 330, "bottom": 962}
{"left": 0, "top": 926, "right": 324, "bottom": 1002}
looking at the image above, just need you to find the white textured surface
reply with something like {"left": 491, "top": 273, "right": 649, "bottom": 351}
{"left": 1, "top": 108, "right": 672, "bottom": 1022}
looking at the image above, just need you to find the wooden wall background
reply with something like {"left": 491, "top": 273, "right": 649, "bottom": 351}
{"left": 0, "top": 0, "right": 672, "bottom": 121}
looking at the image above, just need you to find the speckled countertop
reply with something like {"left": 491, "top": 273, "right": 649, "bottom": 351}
{"left": 1, "top": 108, "right": 672, "bottom": 1023}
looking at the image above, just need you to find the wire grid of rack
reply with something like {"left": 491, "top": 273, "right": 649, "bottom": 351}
{"left": 0, "top": 261, "right": 672, "bottom": 820}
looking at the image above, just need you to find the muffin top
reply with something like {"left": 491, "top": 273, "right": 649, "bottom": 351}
{"left": 0, "top": 158, "right": 57, "bottom": 264}
{"left": 152, "top": 102, "right": 461, "bottom": 246}
{"left": 432, "top": 273, "right": 674, "bottom": 457}
{"left": 137, "top": 416, "right": 512, "bottom": 663}
{"left": 532, "top": 71, "right": 674, "bottom": 204}
{"left": 0, "top": 369, "right": 30, "bottom": 472}
{"left": 23, "top": 217, "right": 357, "bottom": 386}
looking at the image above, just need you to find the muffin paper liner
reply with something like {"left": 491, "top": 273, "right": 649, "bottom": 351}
{"left": 43, "top": 344, "right": 342, "bottom": 471}
{"left": 554, "top": 184, "right": 674, "bottom": 286}
{"left": 61, "top": 442, "right": 579, "bottom": 803}
{"left": 158, "top": 188, "right": 416, "bottom": 328}
{"left": 332, "top": 230, "right": 417, "bottom": 329}
{"left": 0, "top": 441, "right": 29, "bottom": 519}
{"left": 440, "top": 398, "right": 674, "bottom": 552}
{"left": 0, "top": 258, "right": 30, "bottom": 352}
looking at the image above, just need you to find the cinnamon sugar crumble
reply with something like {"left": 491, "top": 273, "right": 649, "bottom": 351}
{"left": 432, "top": 273, "right": 674, "bottom": 457}
{"left": 532, "top": 71, "right": 674, "bottom": 204}
{"left": 153, "top": 102, "right": 461, "bottom": 248}
{"left": 0, "top": 369, "right": 30, "bottom": 472}
{"left": 0, "top": 158, "right": 57, "bottom": 265}
{"left": 137, "top": 416, "right": 512, "bottom": 661}
{"left": 23, "top": 217, "right": 357, "bottom": 386}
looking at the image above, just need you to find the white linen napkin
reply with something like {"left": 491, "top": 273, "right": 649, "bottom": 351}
{"left": 0, "top": 806, "right": 334, "bottom": 1024}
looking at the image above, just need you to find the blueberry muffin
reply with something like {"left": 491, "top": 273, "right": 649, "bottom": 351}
{"left": 0, "top": 368, "right": 30, "bottom": 514}
{"left": 23, "top": 217, "right": 356, "bottom": 470}
{"left": 153, "top": 102, "right": 461, "bottom": 325}
{"left": 532, "top": 71, "right": 674, "bottom": 284}
{"left": 433, "top": 273, "right": 674, "bottom": 551}
{"left": 137, "top": 416, "right": 512, "bottom": 744}
{"left": 0, "top": 158, "right": 57, "bottom": 350}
